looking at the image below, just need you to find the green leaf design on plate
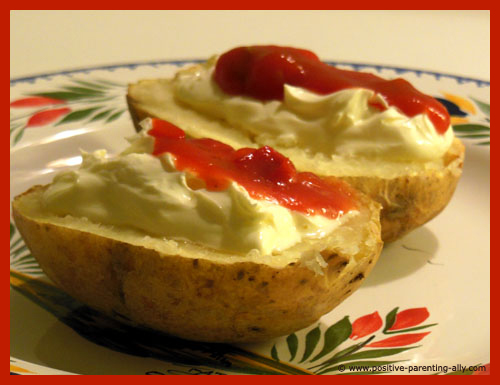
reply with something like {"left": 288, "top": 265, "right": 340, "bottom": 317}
{"left": 383, "top": 307, "right": 398, "bottom": 333}
{"left": 10, "top": 222, "right": 40, "bottom": 275}
{"left": 72, "top": 79, "right": 113, "bottom": 90}
{"left": 10, "top": 77, "right": 127, "bottom": 149}
{"left": 10, "top": 236, "right": 24, "bottom": 251}
{"left": 94, "top": 78, "right": 126, "bottom": 87}
{"left": 56, "top": 107, "right": 101, "bottom": 125}
{"left": 310, "top": 335, "right": 375, "bottom": 369}
{"left": 267, "top": 307, "right": 435, "bottom": 372}
{"left": 470, "top": 97, "right": 490, "bottom": 117}
{"left": 10, "top": 222, "right": 23, "bottom": 249}
{"left": 271, "top": 344, "right": 279, "bottom": 361}
{"left": 30, "top": 91, "right": 97, "bottom": 101}
{"left": 90, "top": 109, "right": 114, "bottom": 122}
{"left": 11, "top": 238, "right": 26, "bottom": 250}
{"left": 12, "top": 255, "right": 40, "bottom": 274}
{"left": 61, "top": 86, "right": 106, "bottom": 97}
{"left": 383, "top": 323, "right": 438, "bottom": 335}
{"left": 10, "top": 243, "right": 28, "bottom": 257}
{"left": 317, "top": 359, "right": 406, "bottom": 375}
{"left": 106, "top": 109, "right": 125, "bottom": 123}
{"left": 310, "top": 316, "right": 352, "bottom": 362}
{"left": 299, "top": 326, "right": 321, "bottom": 363}
{"left": 453, "top": 124, "right": 490, "bottom": 133}
{"left": 332, "top": 346, "right": 419, "bottom": 363}
{"left": 454, "top": 134, "right": 490, "bottom": 139}
{"left": 13, "top": 129, "right": 24, "bottom": 145}
{"left": 453, "top": 123, "right": 490, "bottom": 146}
{"left": 286, "top": 333, "right": 298, "bottom": 361}
{"left": 10, "top": 122, "right": 23, "bottom": 133}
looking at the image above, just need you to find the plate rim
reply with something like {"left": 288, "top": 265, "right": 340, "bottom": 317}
{"left": 10, "top": 59, "right": 491, "bottom": 88}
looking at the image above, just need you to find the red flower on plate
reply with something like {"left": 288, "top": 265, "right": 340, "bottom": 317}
{"left": 350, "top": 307, "right": 435, "bottom": 348}
{"left": 366, "top": 332, "right": 431, "bottom": 347}
{"left": 388, "top": 307, "right": 430, "bottom": 331}
{"left": 10, "top": 96, "right": 66, "bottom": 108}
{"left": 350, "top": 311, "right": 383, "bottom": 340}
{"left": 26, "top": 107, "right": 71, "bottom": 127}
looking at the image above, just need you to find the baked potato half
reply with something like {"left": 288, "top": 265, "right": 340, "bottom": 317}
{"left": 127, "top": 78, "right": 465, "bottom": 243}
{"left": 13, "top": 185, "right": 382, "bottom": 343}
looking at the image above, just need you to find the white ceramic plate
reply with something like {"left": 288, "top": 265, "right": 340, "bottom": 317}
{"left": 10, "top": 61, "right": 490, "bottom": 375}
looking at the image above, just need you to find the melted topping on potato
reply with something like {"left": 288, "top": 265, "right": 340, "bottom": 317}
{"left": 149, "top": 118, "right": 359, "bottom": 219}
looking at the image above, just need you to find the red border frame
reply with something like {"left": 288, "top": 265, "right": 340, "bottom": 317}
{"left": 7, "top": 6, "right": 492, "bottom": 381}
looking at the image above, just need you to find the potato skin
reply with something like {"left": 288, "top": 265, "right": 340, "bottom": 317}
{"left": 339, "top": 138, "right": 465, "bottom": 242}
{"left": 128, "top": 82, "right": 465, "bottom": 243}
{"left": 13, "top": 187, "right": 382, "bottom": 343}
{"left": 127, "top": 90, "right": 151, "bottom": 133}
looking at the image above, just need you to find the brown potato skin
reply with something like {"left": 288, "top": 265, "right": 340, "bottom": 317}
{"left": 127, "top": 83, "right": 465, "bottom": 243}
{"left": 13, "top": 186, "right": 382, "bottom": 343}
{"left": 339, "top": 139, "right": 465, "bottom": 242}
{"left": 127, "top": 91, "right": 151, "bottom": 132}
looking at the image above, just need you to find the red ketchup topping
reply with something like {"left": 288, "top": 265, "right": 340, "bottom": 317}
{"left": 213, "top": 45, "right": 450, "bottom": 134}
{"left": 148, "top": 118, "right": 358, "bottom": 219}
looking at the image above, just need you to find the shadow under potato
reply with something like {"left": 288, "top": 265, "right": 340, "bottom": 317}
{"left": 362, "top": 226, "right": 439, "bottom": 287}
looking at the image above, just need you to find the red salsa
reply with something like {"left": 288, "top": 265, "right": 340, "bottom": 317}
{"left": 213, "top": 45, "right": 450, "bottom": 134}
{"left": 148, "top": 118, "right": 358, "bottom": 219}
